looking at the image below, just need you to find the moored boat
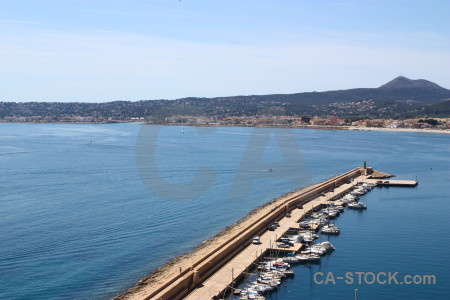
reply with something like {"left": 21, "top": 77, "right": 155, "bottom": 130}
{"left": 321, "top": 224, "right": 340, "bottom": 234}
{"left": 348, "top": 202, "right": 367, "bottom": 209}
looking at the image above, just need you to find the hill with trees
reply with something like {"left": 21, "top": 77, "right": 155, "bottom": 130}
{"left": 1, "top": 77, "right": 449, "bottom": 119}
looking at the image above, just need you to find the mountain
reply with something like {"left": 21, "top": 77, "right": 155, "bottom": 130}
{"left": 234, "top": 76, "right": 450, "bottom": 105}
{"left": 1, "top": 77, "right": 450, "bottom": 119}
{"left": 379, "top": 76, "right": 443, "bottom": 90}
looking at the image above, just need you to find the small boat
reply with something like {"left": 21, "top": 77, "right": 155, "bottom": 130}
{"left": 282, "top": 256, "right": 299, "bottom": 263}
{"left": 362, "top": 182, "right": 376, "bottom": 189}
{"left": 240, "top": 287, "right": 266, "bottom": 299}
{"left": 342, "top": 194, "right": 358, "bottom": 202}
{"left": 296, "top": 253, "right": 321, "bottom": 262}
{"left": 297, "top": 231, "right": 318, "bottom": 242}
{"left": 321, "top": 224, "right": 340, "bottom": 235}
{"left": 249, "top": 283, "right": 273, "bottom": 293}
{"left": 304, "top": 245, "right": 326, "bottom": 256}
{"left": 322, "top": 209, "right": 339, "bottom": 218}
{"left": 330, "top": 204, "right": 344, "bottom": 211}
{"left": 348, "top": 202, "right": 367, "bottom": 210}
{"left": 318, "top": 241, "right": 336, "bottom": 251}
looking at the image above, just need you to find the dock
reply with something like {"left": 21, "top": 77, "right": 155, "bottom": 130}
{"left": 184, "top": 173, "right": 366, "bottom": 300}
{"left": 117, "top": 167, "right": 416, "bottom": 300}
{"left": 366, "top": 179, "right": 418, "bottom": 187}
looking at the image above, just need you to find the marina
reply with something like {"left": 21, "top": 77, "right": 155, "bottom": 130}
{"left": 120, "top": 167, "right": 418, "bottom": 300}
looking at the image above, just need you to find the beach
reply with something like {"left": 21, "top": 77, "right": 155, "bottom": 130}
{"left": 348, "top": 126, "right": 450, "bottom": 134}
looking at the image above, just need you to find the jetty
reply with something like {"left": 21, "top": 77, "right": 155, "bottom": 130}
{"left": 117, "top": 167, "right": 417, "bottom": 300}
{"left": 367, "top": 179, "right": 418, "bottom": 187}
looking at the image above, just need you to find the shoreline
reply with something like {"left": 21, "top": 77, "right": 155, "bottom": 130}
{"left": 1, "top": 121, "right": 449, "bottom": 134}
{"left": 156, "top": 123, "right": 450, "bottom": 135}
{"left": 0, "top": 122, "right": 450, "bottom": 134}
{"left": 347, "top": 126, "right": 450, "bottom": 134}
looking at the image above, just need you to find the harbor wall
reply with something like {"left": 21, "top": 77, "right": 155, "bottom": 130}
{"left": 144, "top": 167, "right": 368, "bottom": 300}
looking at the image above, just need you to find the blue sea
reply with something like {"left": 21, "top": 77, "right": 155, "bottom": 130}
{"left": 0, "top": 123, "right": 449, "bottom": 300}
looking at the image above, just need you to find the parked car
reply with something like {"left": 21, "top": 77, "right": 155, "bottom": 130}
{"left": 252, "top": 236, "right": 261, "bottom": 244}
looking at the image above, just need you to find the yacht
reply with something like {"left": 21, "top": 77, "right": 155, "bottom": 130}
{"left": 296, "top": 253, "right": 321, "bottom": 262}
{"left": 321, "top": 224, "right": 340, "bottom": 234}
{"left": 318, "top": 241, "right": 336, "bottom": 251}
{"left": 304, "top": 245, "right": 327, "bottom": 256}
{"left": 348, "top": 202, "right": 367, "bottom": 209}
{"left": 282, "top": 256, "right": 300, "bottom": 263}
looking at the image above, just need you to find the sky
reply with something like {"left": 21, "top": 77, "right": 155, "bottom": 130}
{"left": 0, "top": 0, "right": 449, "bottom": 102}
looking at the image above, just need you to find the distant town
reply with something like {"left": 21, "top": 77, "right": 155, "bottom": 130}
{"left": 1, "top": 113, "right": 449, "bottom": 131}
{"left": 1, "top": 76, "right": 449, "bottom": 131}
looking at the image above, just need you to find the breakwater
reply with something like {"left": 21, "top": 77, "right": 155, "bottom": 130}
{"left": 118, "top": 167, "right": 377, "bottom": 300}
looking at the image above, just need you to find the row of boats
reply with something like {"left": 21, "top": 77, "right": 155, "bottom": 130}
{"left": 231, "top": 182, "right": 375, "bottom": 299}
{"left": 234, "top": 258, "right": 297, "bottom": 299}
{"left": 235, "top": 241, "right": 335, "bottom": 298}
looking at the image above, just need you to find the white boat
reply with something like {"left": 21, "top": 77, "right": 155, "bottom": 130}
{"left": 362, "top": 182, "right": 376, "bottom": 189}
{"left": 318, "top": 241, "right": 336, "bottom": 251}
{"left": 330, "top": 204, "right": 344, "bottom": 211}
{"left": 282, "top": 256, "right": 300, "bottom": 263}
{"left": 342, "top": 194, "right": 358, "bottom": 202}
{"left": 297, "top": 231, "right": 318, "bottom": 241}
{"left": 321, "top": 224, "right": 340, "bottom": 234}
{"left": 322, "top": 209, "right": 339, "bottom": 218}
{"left": 240, "top": 288, "right": 259, "bottom": 298}
{"left": 304, "top": 245, "right": 326, "bottom": 256}
{"left": 296, "top": 253, "right": 321, "bottom": 262}
{"left": 350, "top": 190, "right": 365, "bottom": 196}
{"left": 249, "top": 283, "right": 273, "bottom": 293}
{"left": 348, "top": 202, "right": 367, "bottom": 209}
{"left": 298, "top": 221, "right": 311, "bottom": 228}
{"left": 260, "top": 271, "right": 283, "bottom": 281}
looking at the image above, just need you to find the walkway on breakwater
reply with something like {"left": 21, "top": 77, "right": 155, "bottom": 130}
{"left": 184, "top": 173, "right": 369, "bottom": 300}
{"left": 117, "top": 167, "right": 377, "bottom": 300}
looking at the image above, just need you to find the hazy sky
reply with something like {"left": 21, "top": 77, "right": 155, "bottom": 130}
{"left": 1, "top": 0, "right": 449, "bottom": 102}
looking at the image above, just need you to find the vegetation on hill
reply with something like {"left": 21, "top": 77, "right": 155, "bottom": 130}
{"left": 1, "top": 77, "right": 449, "bottom": 119}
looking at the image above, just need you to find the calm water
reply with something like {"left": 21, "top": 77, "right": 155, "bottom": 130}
{"left": 0, "top": 123, "right": 448, "bottom": 300}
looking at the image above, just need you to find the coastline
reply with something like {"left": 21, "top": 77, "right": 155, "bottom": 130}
{"left": 347, "top": 126, "right": 450, "bottom": 134}
{"left": 1, "top": 121, "right": 449, "bottom": 134}
{"left": 150, "top": 123, "right": 450, "bottom": 135}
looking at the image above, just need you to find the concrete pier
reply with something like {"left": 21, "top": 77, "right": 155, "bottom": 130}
{"left": 118, "top": 167, "right": 413, "bottom": 300}
{"left": 185, "top": 172, "right": 368, "bottom": 300}
{"left": 367, "top": 179, "right": 418, "bottom": 187}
